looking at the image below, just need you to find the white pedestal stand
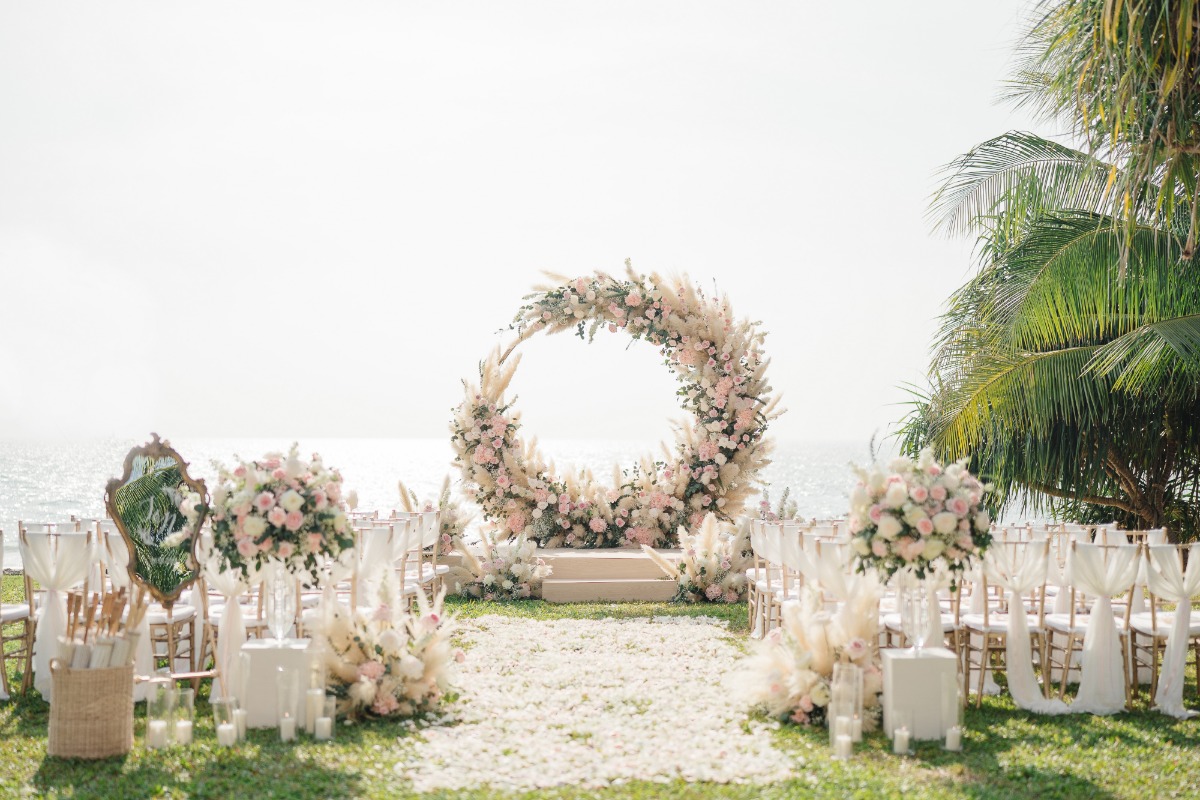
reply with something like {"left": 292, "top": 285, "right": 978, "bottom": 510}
{"left": 237, "top": 639, "right": 316, "bottom": 730}
{"left": 882, "top": 647, "right": 958, "bottom": 741}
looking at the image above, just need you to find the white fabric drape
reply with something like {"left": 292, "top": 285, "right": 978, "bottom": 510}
{"left": 19, "top": 533, "right": 95, "bottom": 701}
{"left": 1144, "top": 544, "right": 1200, "bottom": 719}
{"left": 199, "top": 536, "right": 261, "bottom": 700}
{"left": 1070, "top": 543, "right": 1140, "bottom": 715}
{"left": 356, "top": 527, "right": 394, "bottom": 607}
{"left": 982, "top": 545, "right": 1070, "bottom": 714}
{"left": 963, "top": 564, "right": 1000, "bottom": 695}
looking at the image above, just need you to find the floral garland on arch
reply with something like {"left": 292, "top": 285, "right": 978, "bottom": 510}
{"left": 451, "top": 263, "right": 782, "bottom": 548}
{"left": 209, "top": 444, "right": 358, "bottom": 585}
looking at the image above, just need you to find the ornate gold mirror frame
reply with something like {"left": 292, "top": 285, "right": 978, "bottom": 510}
{"left": 104, "top": 433, "right": 209, "bottom": 610}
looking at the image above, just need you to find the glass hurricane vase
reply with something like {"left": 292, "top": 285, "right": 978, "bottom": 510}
{"left": 900, "top": 585, "right": 932, "bottom": 653}
{"left": 266, "top": 567, "right": 296, "bottom": 644}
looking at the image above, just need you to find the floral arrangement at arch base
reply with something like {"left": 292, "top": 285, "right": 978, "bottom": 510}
{"left": 454, "top": 530, "right": 552, "bottom": 600}
{"left": 315, "top": 578, "right": 462, "bottom": 720}
{"left": 738, "top": 586, "right": 883, "bottom": 729}
{"left": 209, "top": 444, "right": 358, "bottom": 585}
{"left": 848, "top": 448, "right": 993, "bottom": 583}
{"left": 642, "top": 512, "right": 751, "bottom": 603}
{"left": 451, "top": 262, "right": 782, "bottom": 549}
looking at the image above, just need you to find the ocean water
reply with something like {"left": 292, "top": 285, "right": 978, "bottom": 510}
{"left": 0, "top": 437, "right": 885, "bottom": 570}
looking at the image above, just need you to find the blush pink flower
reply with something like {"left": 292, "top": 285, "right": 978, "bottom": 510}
{"left": 277, "top": 542, "right": 295, "bottom": 559}
{"left": 916, "top": 517, "right": 934, "bottom": 537}
{"left": 705, "top": 584, "right": 723, "bottom": 601}
{"left": 236, "top": 539, "right": 256, "bottom": 558}
{"left": 930, "top": 485, "right": 947, "bottom": 502}
{"left": 284, "top": 510, "right": 304, "bottom": 531}
{"left": 307, "top": 533, "right": 323, "bottom": 551}
{"left": 589, "top": 517, "right": 607, "bottom": 533}
{"left": 254, "top": 492, "right": 275, "bottom": 512}
{"left": 871, "top": 539, "right": 888, "bottom": 557}
{"left": 948, "top": 497, "right": 969, "bottom": 516}
{"left": 625, "top": 290, "right": 643, "bottom": 307}
{"left": 257, "top": 537, "right": 274, "bottom": 554}
{"left": 868, "top": 504, "right": 883, "bottom": 524}
{"left": 895, "top": 537, "right": 927, "bottom": 562}
{"left": 371, "top": 693, "right": 400, "bottom": 716}
{"left": 357, "top": 661, "right": 386, "bottom": 681}
{"left": 909, "top": 485, "right": 929, "bottom": 503}
{"left": 507, "top": 512, "right": 527, "bottom": 533}
{"left": 267, "top": 506, "right": 287, "bottom": 527}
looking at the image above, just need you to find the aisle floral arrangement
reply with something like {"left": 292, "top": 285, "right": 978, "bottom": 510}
{"left": 757, "top": 487, "right": 799, "bottom": 522}
{"left": 450, "top": 263, "right": 782, "bottom": 549}
{"left": 643, "top": 512, "right": 750, "bottom": 603}
{"left": 209, "top": 444, "right": 357, "bottom": 584}
{"left": 316, "top": 580, "right": 461, "bottom": 720}
{"left": 398, "top": 476, "right": 473, "bottom": 556}
{"left": 848, "top": 448, "right": 993, "bottom": 581}
{"left": 739, "top": 586, "right": 883, "bottom": 728}
{"left": 457, "top": 531, "right": 552, "bottom": 600}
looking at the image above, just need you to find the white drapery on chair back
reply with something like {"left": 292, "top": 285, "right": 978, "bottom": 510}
{"left": 199, "top": 534, "right": 261, "bottom": 700}
{"left": 19, "top": 531, "right": 96, "bottom": 701}
{"left": 982, "top": 540, "right": 1070, "bottom": 714}
{"left": 1069, "top": 542, "right": 1140, "bottom": 715}
{"left": 1144, "top": 544, "right": 1200, "bottom": 719}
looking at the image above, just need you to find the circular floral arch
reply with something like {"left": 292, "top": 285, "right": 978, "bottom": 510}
{"left": 451, "top": 262, "right": 781, "bottom": 548}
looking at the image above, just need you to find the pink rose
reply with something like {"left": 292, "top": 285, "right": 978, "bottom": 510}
{"left": 356, "top": 660, "right": 384, "bottom": 682}
{"left": 895, "top": 537, "right": 927, "bottom": 562}
{"left": 277, "top": 542, "right": 295, "bottom": 559}
{"left": 916, "top": 518, "right": 934, "bottom": 537}
{"left": 724, "top": 589, "right": 740, "bottom": 603}
{"left": 272, "top": 468, "right": 287, "bottom": 480}
{"left": 233, "top": 465, "right": 247, "bottom": 479}
{"left": 258, "top": 537, "right": 274, "bottom": 554}
{"left": 626, "top": 290, "right": 643, "bottom": 307}
{"left": 948, "top": 497, "right": 969, "bottom": 516}
{"left": 871, "top": 539, "right": 888, "bottom": 557}
{"left": 868, "top": 504, "right": 883, "bottom": 524}
{"left": 254, "top": 492, "right": 275, "bottom": 512}
{"left": 371, "top": 693, "right": 400, "bottom": 716}
{"left": 307, "top": 533, "right": 324, "bottom": 551}
{"left": 909, "top": 485, "right": 928, "bottom": 503}
{"left": 589, "top": 517, "right": 607, "bottom": 533}
{"left": 312, "top": 490, "right": 327, "bottom": 510}
{"left": 507, "top": 512, "right": 527, "bottom": 533}
{"left": 236, "top": 539, "right": 256, "bottom": 558}
{"left": 798, "top": 695, "right": 814, "bottom": 713}
{"left": 285, "top": 510, "right": 304, "bottom": 531}
{"left": 705, "top": 584, "right": 723, "bottom": 601}
{"left": 930, "top": 485, "right": 947, "bottom": 502}
{"left": 267, "top": 506, "right": 287, "bottom": 527}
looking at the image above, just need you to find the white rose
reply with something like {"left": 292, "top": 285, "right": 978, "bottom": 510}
{"left": 810, "top": 681, "right": 831, "bottom": 707}
{"left": 279, "top": 490, "right": 304, "bottom": 513}
{"left": 243, "top": 515, "right": 267, "bottom": 538}
{"left": 851, "top": 537, "right": 870, "bottom": 556}
{"left": 884, "top": 482, "right": 908, "bottom": 509}
{"left": 903, "top": 505, "right": 928, "bottom": 526}
{"left": 867, "top": 469, "right": 887, "bottom": 493}
{"left": 932, "top": 512, "right": 958, "bottom": 535}
{"left": 974, "top": 511, "right": 991, "bottom": 532}
{"left": 923, "top": 539, "right": 946, "bottom": 560}
{"left": 482, "top": 574, "right": 496, "bottom": 586}
{"left": 398, "top": 655, "right": 424, "bottom": 680}
{"left": 876, "top": 514, "right": 903, "bottom": 541}
{"left": 378, "top": 628, "right": 405, "bottom": 656}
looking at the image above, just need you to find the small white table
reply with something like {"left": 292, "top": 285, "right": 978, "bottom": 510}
{"left": 882, "top": 647, "right": 959, "bottom": 741}
{"left": 237, "top": 639, "right": 316, "bottom": 729}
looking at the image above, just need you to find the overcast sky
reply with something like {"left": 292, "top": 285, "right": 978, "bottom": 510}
{"left": 0, "top": 1, "right": 1045, "bottom": 444}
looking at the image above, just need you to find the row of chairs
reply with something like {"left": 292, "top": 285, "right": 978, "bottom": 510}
{"left": 748, "top": 518, "right": 1199, "bottom": 715}
{"left": 0, "top": 509, "right": 444, "bottom": 698}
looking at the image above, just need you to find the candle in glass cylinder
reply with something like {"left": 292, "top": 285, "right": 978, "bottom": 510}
{"left": 314, "top": 717, "right": 333, "bottom": 741}
{"left": 233, "top": 708, "right": 248, "bottom": 742}
{"left": 216, "top": 723, "right": 237, "bottom": 747}
{"left": 944, "top": 725, "right": 963, "bottom": 752}
{"left": 174, "top": 719, "right": 193, "bottom": 746}
{"left": 279, "top": 717, "right": 297, "bottom": 743}
{"left": 146, "top": 720, "right": 169, "bottom": 749}
{"left": 305, "top": 689, "right": 325, "bottom": 736}
{"left": 835, "top": 733, "right": 853, "bottom": 760}
{"left": 893, "top": 725, "right": 911, "bottom": 755}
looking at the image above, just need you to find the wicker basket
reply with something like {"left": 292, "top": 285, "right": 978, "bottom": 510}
{"left": 47, "top": 660, "right": 134, "bottom": 759}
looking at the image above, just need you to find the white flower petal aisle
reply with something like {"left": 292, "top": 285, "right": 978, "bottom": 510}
{"left": 391, "top": 615, "right": 793, "bottom": 791}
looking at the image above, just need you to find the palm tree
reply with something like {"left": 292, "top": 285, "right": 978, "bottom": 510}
{"left": 903, "top": 132, "right": 1200, "bottom": 540}
{"left": 1010, "top": 1, "right": 1200, "bottom": 265}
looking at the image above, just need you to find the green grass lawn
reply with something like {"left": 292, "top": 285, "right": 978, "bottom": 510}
{"left": 3, "top": 575, "right": 1199, "bottom": 799}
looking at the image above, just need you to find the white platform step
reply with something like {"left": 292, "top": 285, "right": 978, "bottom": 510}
{"left": 542, "top": 578, "right": 677, "bottom": 603}
{"left": 540, "top": 548, "right": 680, "bottom": 580}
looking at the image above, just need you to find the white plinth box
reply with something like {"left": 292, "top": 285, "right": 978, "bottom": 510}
{"left": 237, "top": 639, "right": 316, "bottom": 729}
{"left": 882, "top": 647, "right": 958, "bottom": 741}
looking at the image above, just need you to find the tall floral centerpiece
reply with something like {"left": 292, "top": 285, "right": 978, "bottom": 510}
{"left": 847, "top": 448, "right": 992, "bottom": 650}
{"left": 209, "top": 445, "right": 358, "bottom": 589}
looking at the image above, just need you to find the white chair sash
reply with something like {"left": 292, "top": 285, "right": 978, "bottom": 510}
{"left": 19, "top": 533, "right": 95, "bottom": 701}
{"left": 983, "top": 544, "right": 1070, "bottom": 714}
{"left": 1070, "top": 543, "right": 1140, "bottom": 715}
{"left": 200, "top": 538, "right": 260, "bottom": 700}
{"left": 1144, "top": 544, "right": 1200, "bottom": 719}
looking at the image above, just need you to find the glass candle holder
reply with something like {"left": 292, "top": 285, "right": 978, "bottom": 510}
{"left": 212, "top": 697, "right": 238, "bottom": 747}
{"left": 277, "top": 665, "right": 300, "bottom": 742}
{"left": 942, "top": 670, "right": 965, "bottom": 752}
{"left": 233, "top": 651, "right": 251, "bottom": 741}
{"left": 145, "top": 675, "right": 175, "bottom": 750}
{"left": 828, "top": 663, "right": 861, "bottom": 759}
{"left": 315, "top": 694, "right": 336, "bottom": 741}
{"left": 173, "top": 687, "right": 195, "bottom": 746}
